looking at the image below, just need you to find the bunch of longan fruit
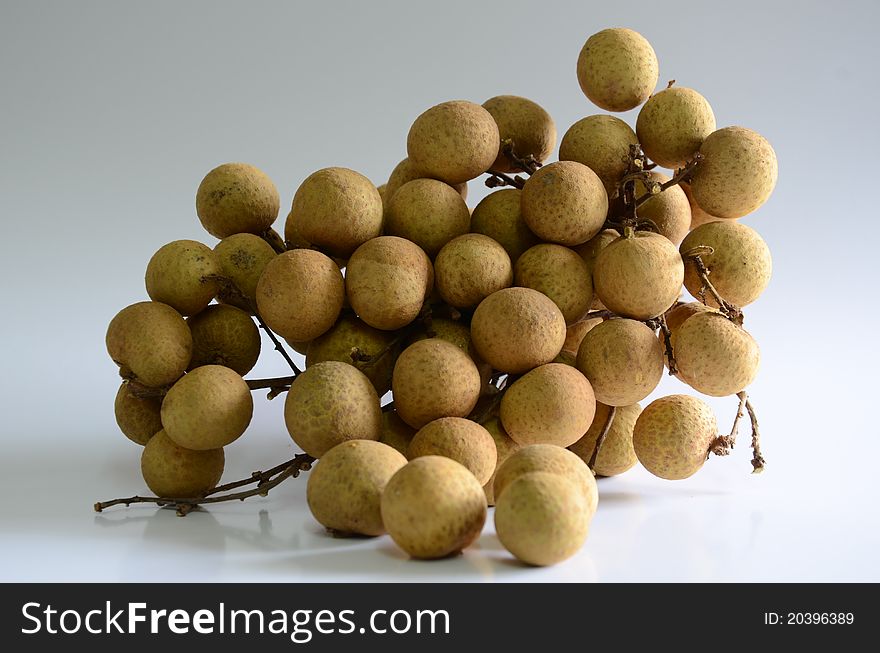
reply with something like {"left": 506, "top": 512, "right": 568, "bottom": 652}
{"left": 101, "top": 27, "right": 776, "bottom": 567}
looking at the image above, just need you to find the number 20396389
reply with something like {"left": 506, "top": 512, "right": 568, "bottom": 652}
{"left": 764, "top": 613, "right": 854, "bottom": 625}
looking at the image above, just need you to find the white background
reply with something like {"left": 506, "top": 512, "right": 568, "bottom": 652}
{"left": 1, "top": 0, "right": 878, "bottom": 582}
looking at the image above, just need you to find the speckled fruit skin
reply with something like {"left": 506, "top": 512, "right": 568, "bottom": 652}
{"left": 501, "top": 363, "right": 597, "bottom": 448}
{"left": 256, "top": 249, "right": 344, "bottom": 342}
{"left": 576, "top": 28, "right": 659, "bottom": 112}
{"left": 187, "top": 304, "right": 261, "bottom": 375}
{"left": 632, "top": 172, "right": 692, "bottom": 245}
{"left": 633, "top": 394, "right": 718, "bottom": 480}
{"left": 306, "top": 440, "right": 407, "bottom": 537}
{"left": 574, "top": 228, "right": 619, "bottom": 310}
{"left": 213, "top": 233, "right": 276, "bottom": 312}
{"left": 161, "top": 365, "right": 253, "bottom": 450}
{"left": 681, "top": 182, "right": 728, "bottom": 229}
{"left": 385, "top": 158, "right": 467, "bottom": 203}
{"left": 636, "top": 87, "right": 716, "bottom": 169}
{"left": 493, "top": 444, "right": 598, "bottom": 515}
{"left": 114, "top": 383, "right": 162, "bottom": 446}
{"left": 385, "top": 179, "right": 471, "bottom": 258}
{"left": 690, "top": 126, "right": 778, "bottom": 219}
{"left": 559, "top": 115, "right": 638, "bottom": 197}
{"left": 306, "top": 316, "right": 397, "bottom": 395}
{"left": 381, "top": 456, "right": 487, "bottom": 559}
{"left": 379, "top": 410, "right": 417, "bottom": 457}
{"left": 481, "top": 416, "right": 522, "bottom": 506}
{"left": 514, "top": 243, "right": 593, "bottom": 324}
{"left": 287, "top": 167, "right": 383, "bottom": 259}
{"left": 664, "top": 302, "right": 716, "bottom": 337}
{"left": 495, "top": 472, "right": 590, "bottom": 567}
{"left": 593, "top": 231, "right": 684, "bottom": 319}
{"left": 521, "top": 161, "right": 608, "bottom": 246}
{"left": 145, "top": 240, "right": 221, "bottom": 317}
{"left": 576, "top": 318, "right": 663, "bottom": 406}
{"left": 569, "top": 402, "right": 641, "bottom": 477}
{"left": 196, "top": 162, "right": 280, "bottom": 239}
{"left": 141, "top": 430, "right": 224, "bottom": 498}
{"left": 407, "top": 100, "right": 500, "bottom": 185}
{"left": 435, "top": 234, "right": 512, "bottom": 309}
{"left": 407, "top": 417, "right": 497, "bottom": 485}
{"left": 469, "top": 189, "right": 540, "bottom": 263}
{"left": 391, "top": 339, "right": 482, "bottom": 429}
{"left": 482, "top": 95, "right": 557, "bottom": 173}
{"left": 671, "top": 312, "right": 760, "bottom": 397}
{"left": 471, "top": 287, "right": 567, "bottom": 374}
{"left": 345, "top": 236, "right": 433, "bottom": 331}
{"left": 106, "top": 301, "right": 192, "bottom": 388}
{"left": 680, "top": 221, "right": 772, "bottom": 308}
{"left": 562, "top": 317, "right": 602, "bottom": 354}
{"left": 407, "top": 318, "right": 493, "bottom": 390}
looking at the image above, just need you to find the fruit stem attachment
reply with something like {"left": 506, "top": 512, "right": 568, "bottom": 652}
{"left": 484, "top": 170, "right": 526, "bottom": 190}
{"left": 499, "top": 140, "right": 544, "bottom": 175}
{"left": 632, "top": 154, "right": 702, "bottom": 209}
{"left": 647, "top": 313, "right": 678, "bottom": 375}
{"left": 710, "top": 391, "right": 747, "bottom": 457}
{"left": 680, "top": 247, "right": 743, "bottom": 324}
{"left": 261, "top": 227, "right": 288, "bottom": 254}
{"left": 588, "top": 405, "right": 616, "bottom": 473}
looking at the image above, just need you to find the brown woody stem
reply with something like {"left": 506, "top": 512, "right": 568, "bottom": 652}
{"left": 633, "top": 154, "right": 703, "bottom": 208}
{"left": 588, "top": 406, "right": 617, "bottom": 472}
{"left": 744, "top": 395, "right": 765, "bottom": 473}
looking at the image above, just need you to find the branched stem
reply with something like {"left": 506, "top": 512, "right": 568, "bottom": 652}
{"left": 710, "top": 391, "right": 747, "bottom": 457}
{"left": 484, "top": 170, "right": 526, "bottom": 189}
{"left": 681, "top": 249, "right": 743, "bottom": 324}
{"left": 254, "top": 312, "right": 302, "bottom": 375}
{"left": 744, "top": 394, "right": 765, "bottom": 473}
{"left": 499, "top": 140, "right": 543, "bottom": 175}
{"left": 633, "top": 154, "right": 703, "bottom": 208}
{"left": 648, "top": 313, "right": 678, "bottom": 375}
{"left": 588, "top": 406, "right": 616, "bottom": 472}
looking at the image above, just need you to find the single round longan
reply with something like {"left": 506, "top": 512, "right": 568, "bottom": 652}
{"left": 213, "top": 233, "right": 276, "bottom": 312}
{"left": 569, "top": 402, "right": 641, "bottom": 477}
{"left": 381, "top": 456, "right": 487, "bottom": 559}
{"left": 576, "top": 28, "right": 658, "bottom": 112}
{"left": 145, "top": 240, "right": 221, "bottom": 316}
{"left": 114, "top": 382, "right": 162, "bottom": 446}
{"left": 406, "top": 318, "right": 493, "bottom": 389}
{"left": 469, "top": 189, "right": 540, "bottom": 263}
{"left": 141, "top": 430, "right": 225, "bottom": 497}
{"left": 559, "top": 115, "right": 638, "bottom": 197}
{"left": 481, "top": 416, "right": 522, "bottom": 506}
{"left": 408, "top": 417, "right": 497, "bottom": 485}
{"left": 407, "top": 100, "right": 500, "bottom": 184}
{"left": 633, "top": 394, "right": 717, "bottom": 480}
{"left": 385, "top": 178, "right": 470, "bottom": 257}
{"left": 187, "top": 304, "right": 261, "bottom": 375}
{"left": 664, "top": 302, "right": 717, "bottom": 338}
{"left": 306, "top": 440, "right": 407, "bottom": 537}
{"left": 435, "top": 234, "right": 512, "bottom": 309}
{"left": 636, "top": 87, "right": 716, "bottom": 169}
{"left": 482, "top": 95, "right": 557, "bottom": 172}
{"left": 632, "top": 172, "right": 692, "bottom": 245}
{"left": 196, "top": 162, "right": 280, "bottom": 239}
{"left": 384, "top": 157, "right": 467, "bottom": 203}
{"left": 514, "top": 243, "right": 593, "bottom": 324}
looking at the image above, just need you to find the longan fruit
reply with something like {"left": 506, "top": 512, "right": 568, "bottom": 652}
{"left": 114, "top": 382, "right": 162, "bottom": 446}
{"left": 521, "top": 161, "right": 608, "bottom": 246}
{"left": 690, "top": 126, "right": 778, "bottom": 219}
{"left": 672, "top": 312, "right": 760, "bottom": 397}
{"left": 593, "top": 231, "right": 684, "bottom": 319}
{"left": 470, "top": 189, "right": 540, "bottom": 263}
{"left": 406, "top": 318, "right": 493, "bottom": 389}
{"left": 408, "top": 417, "right": 497, "bottom": 485}
{"left": 435, "top": 234, "right": 512, "bottom": 308}
{"left": 680, "top": 221, "right": 772, "bottom": 308}
{"left": 574, "top": 228, "right": 619, "bottom": 310}
{"left": 664, "top": 301, "right": 716, "bottom": 337}
{"left": 482, "top": 95, "right": 557, "bottom": 172}
{"left": 345, "top": 236, "right": 433, "bottom": 331}
{"left": 187, "top": 304, "right": 261, "bottom": 375}
{"left": 562, "top": 317, "right": 602, "bottom": 354}
{"left": 106, "top": 301, "right": 192, "bottom": 388}
{"left": 559, "top": 115, "right": 638, "bottom": 197}
{"left": 576, "top": 318, "right": 664, "bottom": 406}
{"left": 632, "top": 172, "right": 692, "bottom": 245}
{"left": 495, "top": 472, "right": 590, "bottom": 566}
{"left": 385, "top": 157, "right": 467, "bottom": 203}
{"left": 514, "top": 243, "right": 593, "bottom": 324}
{"left": 161, "top": 365, "right": 253, "bottom": 450}
{"left": 306, "top": 440, "right": 407, "bottom": 537}
{"left": 213, "top": 233, "right": 276, "bottom": 312}
{"left": 576, "top": 28, "right": 658, "bottom": 112}
{"left": 256, "top": 249, "right": 344, "bottom": 342}
{"left": 196, "top": 162, "right": 280, "bottom": 239}
{"left": 145, "top": 240, "right": 221, "bottom": 316}
{"left": 385, "top": 178, "right": 470, "bottom": 257}
{"left": 141, "top": 430, "right": 225, "bottom": 498}
{"left": 681, "top": 182, "right": 728, "bottom": 229}
{"left": 407, "top": 100, "right": 500, "bottom": 184}
{"left": 569, "top": 402, "right": 641, "bottom": 477}
{"left": 379, "top": 410, "right": 417, "bottom": 457}
{"left": 392, "top": 339, "right": 481, "bottom": 429}
{"left": 636, "top": 87, "right": 716, "bottom": 169}
{"left": 288, "top": 167, "right": 383, "bottom": 258}
{"left": 481, "top": 416, "right": 522, "bottom": 506}
{"left": 284, "top": 361, "right": 381, "bottom": 457}
{"left": 633, "top": 394, "right": 717, "bottom": 480}
{"left": 470, "top": 287, "right": 566, "bottom": 374}
{"left": 283, "top": 209, "right": 313, "bottom": 249}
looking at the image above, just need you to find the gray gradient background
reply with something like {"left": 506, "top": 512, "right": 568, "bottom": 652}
{"left": 1, "top": 0, "right": 878, "bottom": 581}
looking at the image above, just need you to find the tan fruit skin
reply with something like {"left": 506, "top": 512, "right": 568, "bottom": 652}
{"left": 690, "top": 126, "right": 778, "bottom": 219}
{"left": 141, "top": 430, "right": 225, "bottom": 497}
{"left": 256, "top": 249, "right": 345, "bottom": 342}
{"left": 563, "top": 317, "right": 602, "bottom": 354}
{"left": 306, "top": 440, "right": 407, "bottom": 537}
{"left": 114, "top": 383, "right": 162, "bottom": 446}
{"left": 435, "top": 234, "right": 512, "bottom": 309}
{"left": 569, "top": 402, "right": 641, "bottom": 477}
{"left": 408, "top": 417, "right": 497, "bottom": 486}
{"left": 470, "top": 189, "right": 539, "bottom": 263}
{"left": 196, "top": 162, "right": 279, "bottom": 239}
{"left": 106, "top": 301, "right": 193, "bottom": 388}
{"left": 482, "top": 95, "right": 557, "bottom": 173}
{"left": 145, "top": 240, "right": 221, "bottom": 317}
{"left": 633, "top": 394, "right": 717, "bottom": 480}
{"left": 495, "top": 472, "right": 590, "bottom": 567}
{"left": 672, "top": 312, "right": 760, "bottom": 397}
{"left": 593, "top": 231, "right": 684, "bottom": 319}
{"left": 187, "top": 304, "right": 261, "bottom": 376}
{"left": 680, "top": 182, "right": 728, "bottom": 230}
{"left": 345, "top": 236, "right": 433, "bottom": 331}
{"left": 284, "top": 361, "right": 382, "bottom": 458}
{"left": 576, "top": 318, "right": 664, "bottom": 406}
{"left": 680, "top": 221, "right": 772, "bottom": 308}
{"left": 574, "top": 228, "right": 619, "bottom": 311}
{"left": 636, "top": 87, "right": 716, "bottom": 169}
{"left": 381, "top": 456, "right": 487, "bottom": 559}
{"left": 576, "top": 28, "right": 659, "bottom": 112}
{"left": 481, "top": 416, "right": 522, "bottom": 506}
{"left": 471, "top": 287, "right": 566, "bottom": 374}
{"left": 407, "top": 100, "right": 500, "bottom": 185}
{"left": 664, "top": 302, "right": 716, "bottom": 338}
{"left": 391, "top": 339, "right": 481, "bottom": 429}
{"left": 632, "top": 172, "right": 692, "bottom": 245}
{"left": 406, "top": 318, "right": 493, "bottom": 389}
{"left": 386, "top": 178, "right": 471, "bottom": 258}
{"left": 161, "top": 365, "right": 253, "bottom": 450}
{"left": 379, "top": 410, "right": 417, "bottom": 457}
{"left": 521, "top": 161, "right": 609, "bottom": 246}
{"left": 559, "top": 115, "right": 638, "bottom": 197}
{"left": 385, "top": 158, "right": 467, "bottom": 203}
{"left": 213, "top": 233, "right": 276, "bottom": 312}
{"left": 514, "top": 243, "right": 593, "bottom": 325}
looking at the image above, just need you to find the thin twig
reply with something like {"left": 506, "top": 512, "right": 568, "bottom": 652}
{"left": 633, "top": 154, "right": 703, "bottom": 208}
{"left": 484, "top": 170, "right": 526, "bottom": 189}
{"left": 744, "top": 395, "right": 765, "bottom": 473}
{"left": 655, "top": 313, "right": 678, "bottom": 375}
{"left": 681, "top": 249, "right": 743, "bottom": 324}
{"left": 710, "top": 391, "right": 747, "bottom": 457}
{"left": 588, "top": 406, "right": 617, "bottom": 471}
{"left": 499, "top": 140, "right": 543, "bottom": 175}
{"left": 254, "top": 312, "right": 302, "bottom": 375}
